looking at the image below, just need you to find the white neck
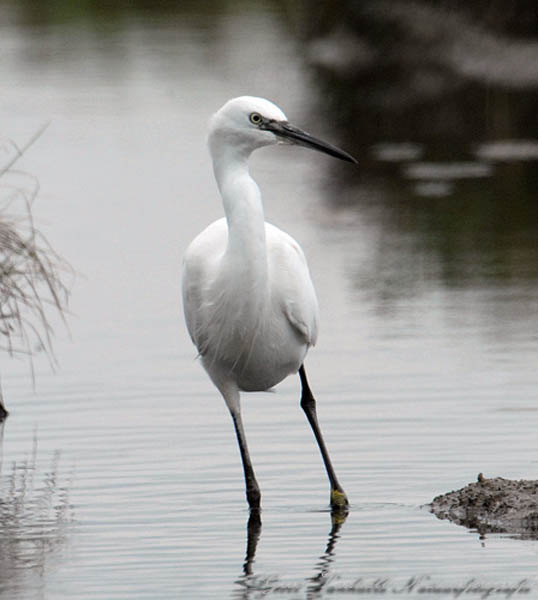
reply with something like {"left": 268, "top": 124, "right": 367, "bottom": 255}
{"left": 209, "top": 137, "right": 268, "bottom": 284}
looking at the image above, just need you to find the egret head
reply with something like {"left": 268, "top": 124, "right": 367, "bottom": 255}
{"left": 208, "top": 96, "right": 357, "bottom": 163}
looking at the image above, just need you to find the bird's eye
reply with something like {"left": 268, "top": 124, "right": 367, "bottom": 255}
{"left": 249, "top": 112, "right": 263, "bottom": 125}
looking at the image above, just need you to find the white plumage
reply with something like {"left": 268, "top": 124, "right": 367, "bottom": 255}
{"left": 182, "top": 96, "right": 355, "bottom": 513}
{"left": 183, "top": 217, "right": 318, "bottom": 392}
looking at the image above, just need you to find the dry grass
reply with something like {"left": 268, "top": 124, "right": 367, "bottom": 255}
{"left": 0, "top": 127, "right": 70, "bottom": 416}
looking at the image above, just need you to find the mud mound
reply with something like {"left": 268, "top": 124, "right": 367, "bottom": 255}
{"left": 428, "top": 474, "right": 538, "bottom": 538}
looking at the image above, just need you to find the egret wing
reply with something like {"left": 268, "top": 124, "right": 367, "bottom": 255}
{"left": 266, "top": 223, "right": 319, "bottom": 346}
{"left": 181, "top": 218, "right": 227, "bottom": 354}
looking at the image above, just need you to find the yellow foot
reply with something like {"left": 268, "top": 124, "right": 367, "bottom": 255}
{"left": 330, "top": 488, "right": 349, "bottom": 510}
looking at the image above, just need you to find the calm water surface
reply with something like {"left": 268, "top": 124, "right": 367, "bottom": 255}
{"left": 0, "top": 4, "right": 537, "bottom": 599}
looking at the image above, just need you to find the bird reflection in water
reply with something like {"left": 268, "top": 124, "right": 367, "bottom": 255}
{"left": 305, "top": 513, "right": 347, "bottom": 599}
{"left": 234, "top": 511, "right": 347, "bottom": 599}
{"left": 242, "top": 511, "right": 262, "bottom": 578}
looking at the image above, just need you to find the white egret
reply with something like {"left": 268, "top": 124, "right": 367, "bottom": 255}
{"left": 182, "top": 96, "right": 356, "bottom": 513}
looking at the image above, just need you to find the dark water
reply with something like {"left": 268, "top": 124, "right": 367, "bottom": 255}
{"left": 0, "top": 2, "right": 537, "bottom": 598}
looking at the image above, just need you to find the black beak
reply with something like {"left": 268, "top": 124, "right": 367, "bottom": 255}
{"left": 262, "top": 120, "right": 357, "bottom": 164}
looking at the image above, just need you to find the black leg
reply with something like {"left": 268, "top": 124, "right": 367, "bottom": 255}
{"left": 299, "top": 365, "right": 348, "bottom": 511}
{"left": 231, "top": 409, "right": 261, "bottom": 512}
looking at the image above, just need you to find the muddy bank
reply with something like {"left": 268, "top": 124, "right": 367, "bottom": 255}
{"left": 428, "top": 474, "right": 538, "bottom": 538}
